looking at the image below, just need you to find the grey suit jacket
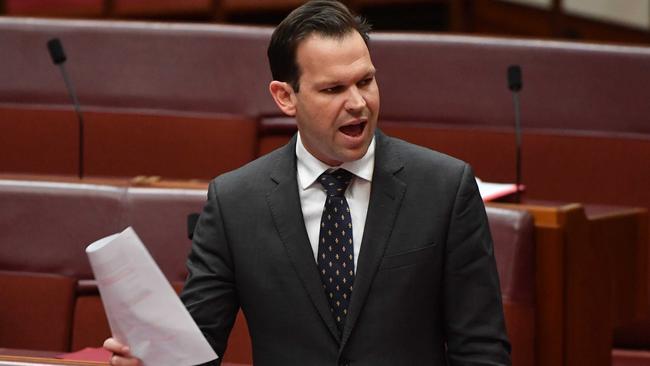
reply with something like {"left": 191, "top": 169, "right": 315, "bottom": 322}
{"left": 181, "top": 130, "right": 511, "bottom": 366}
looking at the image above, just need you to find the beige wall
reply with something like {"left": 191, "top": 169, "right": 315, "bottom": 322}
{"left": 564, "top": 0, "right": 649, "bottom": 29}
{"left": 499, "top": 0, "right": 650, "bottom": 29}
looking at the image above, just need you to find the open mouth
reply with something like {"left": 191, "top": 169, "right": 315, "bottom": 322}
{"left": 339, "top": 121, "right": 367, "bottom": 137}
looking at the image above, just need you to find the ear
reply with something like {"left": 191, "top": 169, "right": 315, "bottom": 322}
{"left": 269, "top": 81, "right": 297, "bottom": 116}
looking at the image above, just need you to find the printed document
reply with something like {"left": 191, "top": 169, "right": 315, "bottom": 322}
{"left": 86, "top": 227, "right": 217, "bottom": 366}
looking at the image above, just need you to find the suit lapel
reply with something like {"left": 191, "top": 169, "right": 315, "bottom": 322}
{"left": 341, "top": 131, "right": 406, "bottom": 349}
{"left": 266, "top": 136, "right": 342, "bottom": 343}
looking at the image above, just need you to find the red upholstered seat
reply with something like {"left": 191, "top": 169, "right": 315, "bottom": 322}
{"left": 124, "top": 186, "right": 206, "bottom": 281}
{"left": 486, "top": 206, "right": 536, "bottom": 366}
{"left": 0, "top": 179, "right": 126, "bottom": 278}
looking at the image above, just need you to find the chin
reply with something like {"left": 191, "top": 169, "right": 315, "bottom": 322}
{"left": 339, "top": 149, "right": 368, "bottom": 163}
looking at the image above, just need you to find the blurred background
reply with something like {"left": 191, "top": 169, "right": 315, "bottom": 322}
{"left": 1, "top": 0, "right": 649, "bottom": 46}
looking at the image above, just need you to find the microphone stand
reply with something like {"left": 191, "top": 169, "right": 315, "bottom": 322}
{"left": 507, "top": 65, "right": 523, "bottom": 203}
{"left": 512, "top": 91, "right": 521, "bottom": 203}
{"left": 58, "top": 62, "right": 85, "bottom": 179}
{"left": 48, "top": 38, "right": 84, "bottom": 179}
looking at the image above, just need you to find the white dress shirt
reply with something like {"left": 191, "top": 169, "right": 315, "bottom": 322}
{"left": 296, "top": 133, "right": 375, "bottom": 270}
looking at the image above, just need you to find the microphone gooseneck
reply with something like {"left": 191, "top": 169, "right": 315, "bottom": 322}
{"left": 47, "top": 38, "right": 85, "bottom": 179}
{"left": 507, "top": 65, "right": 523, "bottom": 202}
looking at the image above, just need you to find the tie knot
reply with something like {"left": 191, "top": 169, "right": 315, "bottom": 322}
{"left": 319, "top": 169, "right": 354, "bottom": 197}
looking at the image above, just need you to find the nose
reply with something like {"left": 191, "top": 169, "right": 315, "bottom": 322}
{"left": 344, "top": 86, "right": 366, "bottom": 114}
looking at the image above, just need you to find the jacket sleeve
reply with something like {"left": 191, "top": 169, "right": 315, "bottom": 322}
{"left": 444, "top": 164, "right": 512, "bottom": 366}
{"left": 180, "top": 179, "right": 239, "bottom": 366}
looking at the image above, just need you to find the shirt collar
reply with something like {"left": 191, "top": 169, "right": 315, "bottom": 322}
{"left": 296, "top": 133, "right": 375, "bottom": 190}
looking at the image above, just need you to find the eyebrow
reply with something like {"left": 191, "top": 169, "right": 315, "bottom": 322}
{"left": 316, "top": 69, "right": 377, "bottom": 88}
{"left": 361, "top": 69, "right": 376, "bottom": 79}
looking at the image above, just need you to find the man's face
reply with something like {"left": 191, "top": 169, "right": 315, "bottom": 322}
{"left": 290, "top": 31, "right": 379, "bottom": 166}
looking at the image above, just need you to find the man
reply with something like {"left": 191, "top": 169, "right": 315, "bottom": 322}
{"left": 105, "top": 1, "right": 511, "bottom": 365}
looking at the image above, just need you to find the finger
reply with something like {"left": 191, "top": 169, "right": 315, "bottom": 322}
{"left": 110, "top": 354, "right": 142, "bottom": 366}
{"left": 103, "top": 338, "right": 130, "bottom": 355}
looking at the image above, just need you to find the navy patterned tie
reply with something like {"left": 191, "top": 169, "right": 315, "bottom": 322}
{"left": 317, "top": 169, "right": 355, "bottom": 333}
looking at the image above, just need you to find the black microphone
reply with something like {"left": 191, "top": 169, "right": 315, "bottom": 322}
{"left": 507, "top": 65, "right": 522, "bottom": 92}
{"left": 507, "top": 65, "right": 523, "bottom": 202}
{"left": 47, "top": 38, "right": 85, "bottom": 179}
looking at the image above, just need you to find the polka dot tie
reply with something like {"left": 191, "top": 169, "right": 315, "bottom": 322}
{"left": 317, "top": 169, "right": 355, "bottom": 333}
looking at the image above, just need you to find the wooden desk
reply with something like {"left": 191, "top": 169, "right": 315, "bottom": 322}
{"left": 0, "top": 349, "right": 250, "bottom": 366}
{"left": 0, "top": 349, "right": 105, "bottom": 366}
{"left": 487, "top": 201, "right": 648, "bottom": 366}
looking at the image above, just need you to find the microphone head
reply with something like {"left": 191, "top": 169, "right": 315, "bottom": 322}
{"left": 507, "top": 65, "right": 522, "bottom": 92}
{"left": 47, "top": 38, "right": 67, "bottom": 65}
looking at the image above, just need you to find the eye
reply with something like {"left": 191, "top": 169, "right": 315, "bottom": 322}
{"left": 358, "top": 76, "right": 374, "bottom": 87}
{"left": 322, "top": 85, "right": 344, "bottom": 94}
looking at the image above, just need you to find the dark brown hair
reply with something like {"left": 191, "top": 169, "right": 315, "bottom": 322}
{"left": 267, "top": 0, "right": 371, "bottom": 92}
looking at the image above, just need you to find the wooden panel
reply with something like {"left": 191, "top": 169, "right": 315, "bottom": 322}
{"left": 4, "top": 0, "right": 105, "bottom": 17}
{"left": 70, "top": 296, "right": 110, "bottom": 352}
{"left": 592, "top": 209, "right": 649, "bottom": 324}
{"left": 380, "top": 125, "right": 517, "bottom": 182}
{"left": 563, "top": 205, "right": 611, "bottom": 366}
{"left": 533, "top": 223, "right": 565, "bottom": 366}
{"left": 470, "top": 0, "right": 555, "bottom": 36}
{"left": 0, "top": 107, "right": 78, "bottom": 176}
{"left": 71, "top": 282, "right": 185, "bottom": 352}
{"left": 559, "top": 14, "right": 650, "bottom": 45}
{"left": 0, "top": 272, "right": 76, "bottom": 352}
{"left": 218, "top": 0, "right": 304, "bottom": 12}
{"left": 0, "top": 354, "right": 107, "bottom": 365}
{"left": 111, "top": 0, "right": 213, "bottom": 16}
{"left": 84, "top": 112, "right": 257, "bottom": 180}
{"left": 257, "top": 135, "right": 293, "bottom": 157}
{"left": 460, "top": 0, "right": 650, "bottom": 45}
{"left": 503, "top": 303, "right": 536, "bottom": 366}
{"left": 523, "top": 133, "right": 650, "bottom": 209}
{"left": 379, "top": 125, "right": 650, "bottom": 216}
{"left": 489, "top": 202, "right": 648, "bottom": 366}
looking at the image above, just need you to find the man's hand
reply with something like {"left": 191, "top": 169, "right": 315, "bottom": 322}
{"left": 103, "top": 338, "right": 142, "bottom": 366}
